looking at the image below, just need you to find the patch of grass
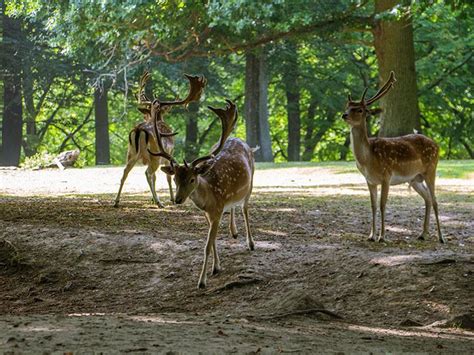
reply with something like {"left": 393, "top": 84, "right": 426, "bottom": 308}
{"left": 255, "top": 160, "right": 474, "bottom": 179}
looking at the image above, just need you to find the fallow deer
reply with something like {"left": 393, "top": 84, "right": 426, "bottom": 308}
{"left": 342, "top": 71, "right": 444, "bottom": 243}
{"left": 149, "top": 99, "right": 257, "bottom": 288}
{"left": 114, "top": 71, "right": 207, "bottom": 208}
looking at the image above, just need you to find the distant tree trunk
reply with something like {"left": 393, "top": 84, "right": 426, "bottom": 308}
{"left": 257, "top": 51, "right": 273, "bottom": 162}
{"left": 185, "top": 101, "right": 199, "bottom": 161}
{"left": 94, "top": 87, "right": 110, "bottom": 165}
{"left": 302, "top": 97, "right": 318, "bottom": 161}
{"left": 340, "top": 135, "right": 351, "bottom": 161}
{"left": 374, "top": 0, "right": 421, "bottom": 137}
{"left": 282, "top": 42, "right": 301, "bottom": 161}
{"left": 0, "top": 5, "right": 23, "bottom": 166}
{"left": 22, "top": 53, "right": 37, "bottom": 157}
{"left": 302, "top": 96, "right": 336, "bottom": 161}
{"left": 244, "top": 53, "right": 260, "bottom": 158}
{"left": 244, "top": 50, "right": 273, "bottom": 162}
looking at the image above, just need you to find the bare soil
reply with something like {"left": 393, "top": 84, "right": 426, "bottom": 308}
{"left": 0, "top": 166, "right": 473, "bottom": 353}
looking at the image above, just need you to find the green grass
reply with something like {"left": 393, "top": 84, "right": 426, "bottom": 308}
{"left": 255, "top": 160, "right": 474, "bottom": 179}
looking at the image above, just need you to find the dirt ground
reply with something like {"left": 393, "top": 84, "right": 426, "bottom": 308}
{"left": 1, "top": 165, "right": 473, "bottom": 353}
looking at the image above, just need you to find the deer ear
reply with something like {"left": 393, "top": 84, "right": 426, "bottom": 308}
{"left": 161, "top": 166, "right": 175, "bottom": 175}
{"left": 194, "top": 160, "right": 213, "bottom": 175}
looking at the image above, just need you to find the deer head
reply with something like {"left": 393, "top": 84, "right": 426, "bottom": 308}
{"left": 153, "top": 100, "right": 238, "bottom": 204}
{"left": 342, "top": 71, "right": 396, "bottom": 127}
{"left": 136, "top": 71, "right": 207, "bottom": 121}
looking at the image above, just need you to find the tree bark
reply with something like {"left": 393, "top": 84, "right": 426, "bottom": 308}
{"left": 282, "top": 42, "right": 301, "bottom": 161}
{"left": 94, "top": 87, "right": 110, "bottom": 165}
{"left": 244, "top": 51, "right": 273, "bottom": 162}
{"left": 185, "top": 101, "right": 199, "bottom": 161}
{"left": 1, "top": 4, "right": 23, "bottom": 166}
{"left": 244, "top": 53, "right": 259, "bottom": 156}
{"left": 373, "top": 0, "right": 421, "bottom": 137}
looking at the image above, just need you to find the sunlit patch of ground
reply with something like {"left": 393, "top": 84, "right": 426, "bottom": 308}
{"left": 0, "top": 164, "right": 473, "bottom": 352}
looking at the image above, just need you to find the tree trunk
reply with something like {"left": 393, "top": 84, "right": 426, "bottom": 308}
{"left": 244, "top": 53, "right": 260, "bottom": 157}
{"left": 185, "top": 101, "right": 199, "bottom": 161}
{"left": 0, "top": 4, "right": 23, "bottom": 166}
{"left": 257, "top": 51, "right": 273, "bottom": 162}
{"left": 22, "top": 53, "right": 38, "bottom": 157}
{"left": 244, "top": 51, "right": 273, "bottom": 162}
{"left": 94, "top": 87, "right": 110, "bottom": 165}
{"left": 373, "top": 0, "right": 421, "bottom": 137}
{"left": 282, "top": 42, "right": 300, "bottom": 161}
{"left": 302, "top": 97, "right": 317, "bottom": 161}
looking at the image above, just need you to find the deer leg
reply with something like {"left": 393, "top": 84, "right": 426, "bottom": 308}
{"left": 114, "top": 156, "right": 138, "bottom": 207}
{"left": 229, "top": 208, "right": 238, "bottom": 238}
{"left": 146, "top": 164, "right": 164, "bottom": 208}
{"left": 424, "top": 173, "right": 445, "bottom": 243}
{"left": 166, "top": 173, "right": 174, "bottom": 203}
{"left": 211, "top": 239, "right": 221, "bottom": 275}
{"left": 242, "top": 202, "right": 255, "bottom": 251}
{"left": 198, "top": 216, "right": 220, "bottom": 289}
{"left": 378, "top": 181, "right": 389, "bottom": 242}
{"left": 410, "top": 181, "right": 432, "bottom": 241}
{"left": 367, "top": 182, "right": 378, "bottom": 241}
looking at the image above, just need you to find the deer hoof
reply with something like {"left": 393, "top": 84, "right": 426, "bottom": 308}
{"left": 197, "top": 280, "right": 207, "bottom": 289}
{"left": 367, "top": 235, "right": 375, "bottom": 242}
{"left": 113, "top": 202, "right": 120, "bottom": 208}
{"left": 212, "top": 267, "right": 221, "bottom": 276}
{"left": 231, "top": 233, "right": 238, "bottom": 239}
{"left": 377, "top": 237, "right": 386, "bottom": 243}
{"left": 248, "top": 241, "right": 255, "bottom": 251}
{"left": 417, "top": 233, "right": 427, "bottom": 241}
{"left": 439, "top": 235, "right": 446, "bottom": 244}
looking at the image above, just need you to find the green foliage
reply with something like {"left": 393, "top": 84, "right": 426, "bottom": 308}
{"left": 2, "top": 0, "right": 472, "bottom": 166}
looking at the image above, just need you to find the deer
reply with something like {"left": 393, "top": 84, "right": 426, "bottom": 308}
{"left": 342, "top": 71, "right": 445, "bottom": 244}
{"left": 114, "top": 71, "right": 207, "bottom": 208}
{"left": 149, "top": 99, "right": 257, "bottom": 288}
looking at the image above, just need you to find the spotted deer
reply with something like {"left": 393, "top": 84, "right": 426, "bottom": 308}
{"left": 149, "top": 99, "right": 256, "bottom": 288}
{"left": 342, "top": 71, "right": 444, "bottom": 243}
{"left": 114, "top": 71, "right": 207, "bottom": 208}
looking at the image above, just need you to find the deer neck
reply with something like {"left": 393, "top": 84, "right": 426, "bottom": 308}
{"left": 350, "top": 122, "right": 371, "bottom": 165}
{"left": 190, "top": 176, "right": 212, "bottom": 211}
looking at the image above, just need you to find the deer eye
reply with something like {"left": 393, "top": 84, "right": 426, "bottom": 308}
{"left": 358, "top": 109, "right": 364, "bottom": 113}
{"left": 190, "top": 178, "right": 195, "bottom": 183}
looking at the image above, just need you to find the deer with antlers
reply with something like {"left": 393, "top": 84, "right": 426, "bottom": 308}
{"left": 342, "top": 71, "right": 444, "bottom": 243}
{"left": 114, "top": 71, "right": 207, "bottom": 208}
{"left": 149, "top": 99, "right": 257, "bottom": 288}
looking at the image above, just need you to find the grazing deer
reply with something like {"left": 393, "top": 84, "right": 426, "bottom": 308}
{"left": 149, "top": 99, "right": 256, "bottom": 288}
{"left": 342, "top": 71, "right": 444, "bottom": 243}
{"left": 114, "top": 71, "right": 207, "bottom": 208}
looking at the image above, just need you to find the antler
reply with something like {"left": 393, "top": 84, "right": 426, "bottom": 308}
{"left": 148, "top": 100, "right": 177, "bottom": 165}
{"left": 190, "top": 99, "right": 238, "bottom": 167}
{"left": 365, "top": 71, "right": 396, "bottom": 106}
{"left": 136, "top": 71, "right": 153, "bottom": 106}
{"left": 160, "top": 74, "right": 207, "bottom": 109}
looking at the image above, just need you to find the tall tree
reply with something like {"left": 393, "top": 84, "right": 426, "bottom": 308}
{"left": 94, "top": 86, "right": 110, "bottom": 165}
{"left": 1, "top": 3, "right": 23, "bottom": 166}
{"left": 373, "top": 0, "right": 421, "bottom": 137}
{"left": 282, "top": 42, "right": 301, "bottom": 161}
{"left": 244, "top": 50, "right": 273, "bottom": 162}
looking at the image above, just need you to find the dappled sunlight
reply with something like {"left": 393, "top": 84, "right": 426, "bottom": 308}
{"left": 257, "top": 229, "right": 288, "bottom": 237}
{"left": 421, "top": 301, "right": 451, "bottom": 315}
{"left": 150, "top": 240, "right": 190, "bottom": 253}
{"left": 370, "top": 254, "right": 422, "bottom": 266}
{"left": 129, "top": 315, "right": 200, "bottom": 326}
{"left": 253, "top": 240, "right": 283, "bottom": 250}
{"left": 386, "top": 226, "right": 412, "bottom": 235}
{"left": 346, "top": 324, "right": 469, "bottom": 340}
